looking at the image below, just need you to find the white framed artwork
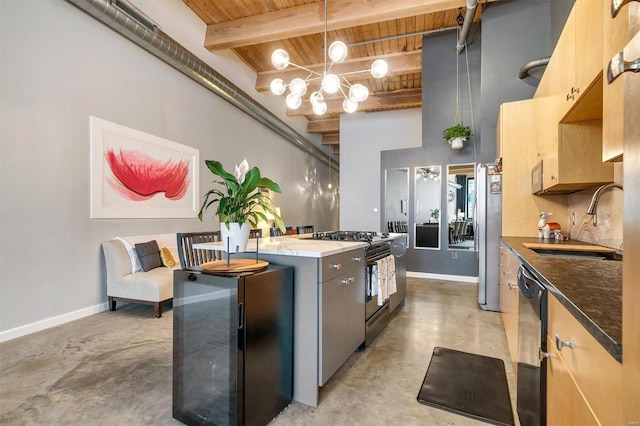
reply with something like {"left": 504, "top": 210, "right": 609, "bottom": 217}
{"left": 90, "top": 116, "right": 200, "bottom": 218}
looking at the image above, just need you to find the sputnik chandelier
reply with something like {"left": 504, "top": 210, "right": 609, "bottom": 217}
{"left": 269, "top": 0, "right": 389, "bottom": 115}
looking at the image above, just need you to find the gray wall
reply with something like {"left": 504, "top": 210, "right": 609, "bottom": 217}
{"left": 480, "top": 0, "right": 552, "bottom": 162}
{"left": 340, "top": 109, "right": 422, "bottom": 231}
{"left": 381, "top": 1, "right": 553, "bottom": 276}
{"left": 381, "top": 30, "right": 482, "bottom": 276}
{"left": 0, "top": 0, "right": 337, "bottom": 335}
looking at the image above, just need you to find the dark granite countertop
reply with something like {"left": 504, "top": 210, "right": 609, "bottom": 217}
{"left": 501, "top": 236, "right": 622, "bottom": 363}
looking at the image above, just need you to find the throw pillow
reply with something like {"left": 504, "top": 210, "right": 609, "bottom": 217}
{"left": 115, "top": 237, "right": 142, "bottom": 273}
{"left": 135, "top": 240, "right": 163, "bottom": 272}
{"left": 160, "top": 247, "right": 176, "bottom": 268}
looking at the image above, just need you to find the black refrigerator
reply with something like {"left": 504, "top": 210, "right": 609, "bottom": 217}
{"left": 173, "top": 265, "right": 294, "bottom": 426}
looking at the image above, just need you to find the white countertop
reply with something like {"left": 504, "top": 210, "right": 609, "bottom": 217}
{"left": 192, "top": 234, "right": 366, "bottom": 258}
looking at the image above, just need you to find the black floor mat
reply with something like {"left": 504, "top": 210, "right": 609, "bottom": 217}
{"left": 417, "top": 347, "right": 514, "bottom": 426}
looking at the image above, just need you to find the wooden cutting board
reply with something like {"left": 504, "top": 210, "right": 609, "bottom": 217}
{"left": 521, "top": 242, "right": 616, "bottom": 253}
{"left": 201, "top": 259, "right": 269, "bottom": 274}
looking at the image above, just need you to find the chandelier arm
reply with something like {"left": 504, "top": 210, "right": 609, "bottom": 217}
{"left": 339, "top": 69, "right": 373, "bottom": 77}
{"left": 287, "top": 62, "right": 323, "bottom": 77}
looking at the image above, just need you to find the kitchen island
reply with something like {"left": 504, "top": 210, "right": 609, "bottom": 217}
{"left": 192, "top": 233, "right": 407, "bottom": 407}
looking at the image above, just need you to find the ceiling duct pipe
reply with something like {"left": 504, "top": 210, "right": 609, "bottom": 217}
{"left": 65, "top": 0, "right": 338, "bottom": 172}
{"left": 518, "top": 57, "right": 551, "bottom": 79}
{"left": 456, "top": 0, "right": 479, "bottom": 54}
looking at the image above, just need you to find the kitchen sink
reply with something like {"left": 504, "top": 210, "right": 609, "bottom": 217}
{"left": 531, "top": 248, "right": 622, "bottom": 261}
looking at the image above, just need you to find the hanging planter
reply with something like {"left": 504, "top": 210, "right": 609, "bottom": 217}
{"left": 444, "top": 24, "right": 473, "bottom": 151}
{"left": 443, "top": 124, "right": 472, "bottom": 150}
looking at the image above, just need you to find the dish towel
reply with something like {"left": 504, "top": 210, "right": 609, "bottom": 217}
{"left": 386, "top": 255, "right": 397, "bottom": 296}
{"left": 376, "top": 259, "right": 387, "bottom": 306}
{"left": 371, "top": 264, "right": 380, "bottom": 304}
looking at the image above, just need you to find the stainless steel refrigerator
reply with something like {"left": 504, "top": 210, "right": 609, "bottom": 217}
{"left": 476, "top": 163, "right": 502, "bottom": 311}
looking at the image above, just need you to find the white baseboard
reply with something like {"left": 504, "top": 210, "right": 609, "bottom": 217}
{"left": 407, "top": 271, "right": 479, "bottom": 283}
{"left": 0, "top": 302, "right": 109, "bottom": 343}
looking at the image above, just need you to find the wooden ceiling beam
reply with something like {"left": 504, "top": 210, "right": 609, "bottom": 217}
{"left": 255, "top": 51, "right": 422, "bottom": 92}
{"left": 204, "top": 0, "right": 472, "bottom": 51}
{"left": 289, "top": 88, "right": 422, "bottom": 116}
{"left": 307, "top": 118, "right": 340, "bottom": 134}
{"left": 322, "top": 134, "right": 340, "bottom": 145}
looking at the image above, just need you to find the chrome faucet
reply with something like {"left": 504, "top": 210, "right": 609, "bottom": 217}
{"left": 586, "top": 183, "right": 623, "bottom": 226}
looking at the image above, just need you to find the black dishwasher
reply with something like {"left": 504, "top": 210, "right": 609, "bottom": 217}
{"left": 516, "top": 264, "right": 547, "bottom": 426}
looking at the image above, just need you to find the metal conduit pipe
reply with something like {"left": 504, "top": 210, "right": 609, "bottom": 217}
{"left": 518, "top": 57, "right": 551, "bottom": 79}
{"left": 456, "top": 0, "right": 478, "bottom": 54}
{"left": 65, "top": 0, "right": 338, "bottom": 171}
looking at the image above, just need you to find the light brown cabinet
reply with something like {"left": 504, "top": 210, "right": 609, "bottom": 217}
{"left": 536, "top": 0, "right": 604, "bottom": 118}
{"left": 499, "top": 243, "right": 520, "bottom": 376}
{"left": 546, "top": 295, "right": 623, "bottom": 425}
{"left": 546, "top": 335, "right": 599, "bottom": 426}
{"left": 532, "top": 95, "right": 613, "bottom": 193}
{"left": 602, "top": 3, "right": 640, "bottom": 162}
{"left": 498, "top": 101, "right": 568, "bottom": 236}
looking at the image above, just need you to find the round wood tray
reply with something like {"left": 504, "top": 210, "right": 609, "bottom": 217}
{"left": 201, "top": 259, "right": 269, "bottom": 274}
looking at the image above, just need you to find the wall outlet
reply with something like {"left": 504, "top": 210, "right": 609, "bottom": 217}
{"left": 451, "top": 250, "right": 457, "bottom": 259}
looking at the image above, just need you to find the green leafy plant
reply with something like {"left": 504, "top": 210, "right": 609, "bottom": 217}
{"left": 442, "top": 124, "right": 472, "bottom": 141}
{"left": 198, "top": 158, "right": 285, "bottom": 232}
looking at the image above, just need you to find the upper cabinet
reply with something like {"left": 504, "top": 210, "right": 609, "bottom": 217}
{"left": 531, "top": 0, "right": 614, "bottom": 194}
{"left": 602, "top": 2, "right": 640, "bottom": 162}
{"left": 536, "top": 0, "right": 604, "bottom": 119}
{"left": 533, "top": 95, "right": 614, "bottom": 193}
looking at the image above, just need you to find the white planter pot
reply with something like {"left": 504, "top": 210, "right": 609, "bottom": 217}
{"left": 448, "top": 137, "right": 466, "bottom": 150}
{"left": 220, "top": 222, "right": 251, "bottom": 253}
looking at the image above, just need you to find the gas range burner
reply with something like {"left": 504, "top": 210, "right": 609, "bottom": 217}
{"left": 310, "top": 231, "right": 389, "bottom": 242}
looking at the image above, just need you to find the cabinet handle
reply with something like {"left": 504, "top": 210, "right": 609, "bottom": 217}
{"left": 507, "top": 281, "right": 517, "bottom": 290}
{"left": 550, "top": 175, "right": 557, "bottom": 181}
{"left": 571, "top": 86, "right": 580, "bottom": 95}
{"left": 351, "top": 256, "right": 363, "bottom": 262}
{"left": 340, "top": 276, "right": 355, "bottom": 285}
{"left": 539, "top": 348, "right": 553, "bottom": 361}
{"left": 611, "top": 0, "right": 640, "bottom": 18}
{"left": 330, "top": 263, "right": 342, "bottom": 270}
{"left": 555, "top": 334, "right": 575, "bottom": 351}
{"left": 566, "top": 93, "right": 575, "bottom": 101}
{"left": 607, "top": 51, "right": 640, "bottom": 84}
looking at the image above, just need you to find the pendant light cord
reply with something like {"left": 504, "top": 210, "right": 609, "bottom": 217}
{"left": 455, "top": 29, "right": 460, "bottom": 125}
{"left": 323, "top": 0, "right": 328, "bottom": 76}
{"left": 464, "top": 36, "right": 477, "bottom": 163}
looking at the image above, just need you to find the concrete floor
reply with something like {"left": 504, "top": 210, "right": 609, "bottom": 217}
{"left": 0, "top": 278, "right": 517, "bottom": 425}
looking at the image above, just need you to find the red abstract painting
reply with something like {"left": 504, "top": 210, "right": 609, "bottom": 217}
{"left": 105, "top": 148, "right": 190, "bottom": 201}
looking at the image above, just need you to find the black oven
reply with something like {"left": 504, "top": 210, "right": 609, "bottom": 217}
{"left": 364, "top": 241, "right": 392, "bottom": 347}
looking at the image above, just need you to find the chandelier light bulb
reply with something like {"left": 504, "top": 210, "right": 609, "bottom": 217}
{"left": 271, "top": 49, "right": 290, "bottom": 70}
{"left": 370, "top": 59, "right": 389, "bottom": 78}
{"left": 285, "top": 93, "right": 302, "bottom": 109}
{"left": 349, "top": 84, "right": 369, "bottom": 102}
{"left": 312, "top": 100, "right": 327, "bottom": 115}
{"left": 289, "top": 78, "right": 307, "bottom": 96}
{"left": 309, "top": 91, "right": 324, "bottom": 106}
{"left": 328, "top": 41, "right": 348, "bottom": 63}
{"left": 343, "top": 98, "right": 358, "bottom": 113}
{"left": 270, "top": 78, "right": 286, "bottom": 95}
{"left": 322, "top": 73, "right": 341, "bottom": 94}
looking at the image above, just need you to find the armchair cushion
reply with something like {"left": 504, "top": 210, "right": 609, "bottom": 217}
{"left": 135, "top": 240, "right": 162, "bottom": 272}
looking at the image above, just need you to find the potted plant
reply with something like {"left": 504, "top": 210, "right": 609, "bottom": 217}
{"left": 443, "top": 124, "right": 472, "bottom": 150}
{"left": 198, "top": 158, "right": 285, "bottom": 253}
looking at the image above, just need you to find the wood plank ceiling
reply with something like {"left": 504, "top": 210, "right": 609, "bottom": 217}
{"left": 183, "top": 0, "right": 487, "bottom": 155}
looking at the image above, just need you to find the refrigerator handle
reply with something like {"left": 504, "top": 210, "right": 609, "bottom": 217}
{"left": 238, "top": 302, "right": 244, "bottom": 351}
